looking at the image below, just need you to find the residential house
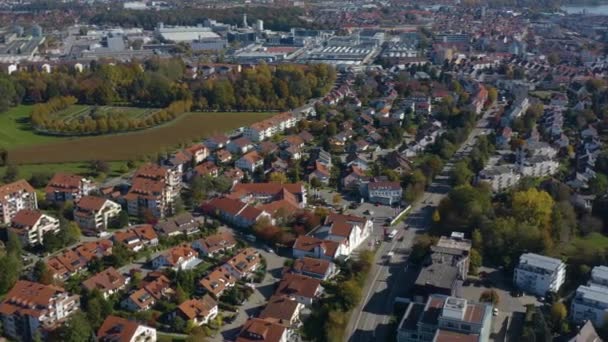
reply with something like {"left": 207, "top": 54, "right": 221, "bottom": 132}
{"left": 10, "top": 209, "right": 59, "bottom": 246}
{"left": 292, "top": 235, "right": 347, "bottom": 261}
{"left": 343, "top": 166, "right": 368, "bottom": 190}
{"left": 568, "top": 321, "right": 601, "bottom": 342}
{"left": 275, "top": 273, "right": 323, "bottom": 306}
{"left": 199, "top": 268, "right": 237, "bottom": 298}
{"left": 193, "top": 161, "right": 221, "bottom": 178}
{"left": 97, "top": 315, "right": 157, "bottom": 342}
{"left": 227, "top": 137, "right": 255, "bottom": 154}
{"left": 83, "top": 267, "right": 129, "bottom": 299}
{"left": 151, "top": 244, "right": 200, "bottom": 271}
{"left": 73, "top": 196, "right": 122, "bottom": 232}
{"left": 236, "top": 317, "right": 292, "bottom": 342}
{"left": 222, "top": 248, "right": 261, "bottom": 279}
{"left": 121, "top": 274, "right": 172, "bottom": 312}
{"left": 45, "top": 173, "right": 94, "bottom": 203}
{"left": 113, "top": 225, "right": 159, "bottom": 252}
{"left": 154, "top": 212, "right": 199, "bottom": 237}
{"left": 124, "top": 164, "right": 180, "bottom": 219}
{"left": 174, "top": 295, "right": 218, "bottom": 327}
{"left": 396, "top": 295, "right": 493, "bottom": 342}
{"left": 257, "top": 141, "right": 279, "bottom": 155}
{"left": 214, "top": 149, "right": 233, "bottom": 164}
{"left": 290, "top": 257, "right": 337, "bottom": 281}
{"left": 514, "top": 253, "right": 566, "bottom": 296}
{"left": 204, "top": 135, "right": 230, "bottom": 151}
{"left": 223, "top": 168, "right": 245, "bottom": 187}
{"left": 313, "top": 213, "right": 373, "bottom": 256}
{"left": 259, "top": 295, "right": 303, "bottom": 327}
{"left": 47, "top": 250, "right": 88, "bottom": 281}
{"left": 235, "top": 151, "right": 264, "bottom": 172}
{"left": 366, "top": 181, "right": 402, "bottom": 205}
{"left": 232, "top": 183, "right": 307, "bottom": 207}
{"left": 0, "top": 179, "right": 37, "bottom": 225}
{"left": 192, "top": 232, "right": 237, "bottom": 257}
{"left": 308, "top": 161, "right": 330, "bottom": 185}
{"left": 203, "top": 197, "right": 272, "bottom": 228}
{"left": 0, "top": 281, "right": 80, "bottom": 341}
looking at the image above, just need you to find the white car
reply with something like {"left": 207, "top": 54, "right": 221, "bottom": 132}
{"left": 492, "top": 308, "right": 499, "bottom": 316}
{"left": 97, "top": 231, "right": 111, "bottom": 238}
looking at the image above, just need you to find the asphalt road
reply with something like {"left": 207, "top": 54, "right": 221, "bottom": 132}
{"left": 345, "top": 104, "right": 498, "bottom": 342}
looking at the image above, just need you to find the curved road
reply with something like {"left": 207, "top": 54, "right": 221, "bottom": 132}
{"left": 345, "top": 104, "right": 497, "bottom": 342}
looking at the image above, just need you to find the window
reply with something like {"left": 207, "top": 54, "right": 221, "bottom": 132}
{"left": 461, "top": 324, "right": 471, "bottom": 331}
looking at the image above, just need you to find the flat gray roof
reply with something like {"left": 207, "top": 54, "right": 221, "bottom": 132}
{"left": 518, "top": 253, "right": 564, "bottom": 272}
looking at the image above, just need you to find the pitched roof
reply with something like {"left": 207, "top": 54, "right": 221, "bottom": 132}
{"left": 199, "top": 268, "right": 236, "bottom": 297}
{"left": 176, "top": 294, "right": 218, "bottom": 321}
{"left": 83, "top": 267, "right": 127, "bottom": 293}
{"left": 11, "top": 209, "right": 43, "bottom": 227}
{"left": 0, "top": 179, "right": 35, "bottom": 200}
{"left": 97, "top": 315, "right": 150, "bottom": 342}
{"left": 236, "top": 318, "right": 287, "bottom": 342}
{"left": 45, "top": 173, "right": 83, "bottom": 193}
{"left": 292, "top": 257, "right": 332, "bottom": 277}
{"left": 259, "top": 295, "right": 300, "bottom": 323}
{"left": 196, "top": 232, "right": 237, "bottom": 254}
{"left": 225, "top": 248, "right": 260, "bottom": 275}
{"left": 75, "top": 195, "right": 109, "bottom": 212}
{"left": 159, "top": 245, "right": 197, "bottom": 266}
{"left": 275, "top": 273, "right": 322, "bottom": 299}
{"left": 0, "top": 280, "right": 68, "bottom": 318}
{"left": 292, "top": 236, "right": 340, "bottom": 258}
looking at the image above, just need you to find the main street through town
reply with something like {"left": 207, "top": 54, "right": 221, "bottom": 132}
{"left": 345, "top": 103, "right": 498, "bottom": 342}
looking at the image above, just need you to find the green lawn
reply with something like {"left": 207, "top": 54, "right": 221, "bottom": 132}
{"left": 53, "top": 105, "right": 158, "bottom": 123}
{"left": 0, "top": 105, "right": 68, "bottom": 149}
{"left": 0, "top": 161, "right": 127, "bottom": 182}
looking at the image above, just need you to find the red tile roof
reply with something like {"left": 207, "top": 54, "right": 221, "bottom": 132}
{"left": 0, "top": 179, "right": 35, "bottom": 200}
{"left": 0, "top": 280, "right": 69, "bottom": 318}
{"left": 11, "top": 209, "right": 43, "bottom": 227}
{"left": 275, "top": 273, "right": 322, "bottom": 299}
{"left": 97, "top": 315, "right": 147, "bottom": 342}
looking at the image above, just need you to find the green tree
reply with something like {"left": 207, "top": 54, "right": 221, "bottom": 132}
{"left": 589, "top": 174, "right": 608, "bottom": 196}
{"left": 33, "top": 260, "right": 53, "bottom": 285}
{"left": 479, "top": 289, "right": 500, "bottom": 305}
{"left": 54, "top": 312, "right": 93, "bottom": 342}
{"left": 269, "top": 171, "right": 288, "bottom": 184}
{"left": 451, "top": 161, "right": 473, "bottom": 186}
{"left": 511, "top": 188, "right": 554, "bottom": 230}
{"left": 2, "top": 164, "right": 19, "bottom": 183}
{"left": 469, "top": 248, "right": 482, "bottom": 275}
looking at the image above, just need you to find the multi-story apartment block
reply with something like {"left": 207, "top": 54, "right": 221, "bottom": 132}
{"left": 124, "top": 164, "right": 181, "bottom": 218}
{"left": 366, "top": 181, "right": 403, "bottom": 205}
{"left": 0, "top": 280, "right": 80, "bottom": 341}
{"left": 243, "top": 112, "right": 298, "bottom": 142}
{"left": 10, "top": 209, "right": 60, "bottom": 246}
{"left": 513, "top": 253, "right": 566, "bottom": 296}
{"left": 397, "top": 295, "right": 493, "bottom": 342}
{"left": 570, "top": 265, "right": 608, "bottom": 326}
{"left": 478, "top": 165, "right": 521, "bottom": 193}
{"left": 74, "top": 196, "right": 122, "bottom": 232}
{"left": 45, "top": 173, "right": 94, "bottom": 203}
{"left": 570, "top": 285, "right": 608, "bottom": 327}
{"left": 590, "top": 266, "right": 608, "bottom": 288}
{"left": 0, "top": 179, "right": 37, "bottom": 224}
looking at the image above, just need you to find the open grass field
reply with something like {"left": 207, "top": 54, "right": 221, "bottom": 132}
{"left": 1, "top": 106, "right": 273, "bottom": 164}
{"left": 0, "top": 161, "right": 127, "bottom": 182}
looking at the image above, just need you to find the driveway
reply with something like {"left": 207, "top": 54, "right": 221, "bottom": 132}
{"left": 211, "top": 227, "right": 287, "bottom": 342}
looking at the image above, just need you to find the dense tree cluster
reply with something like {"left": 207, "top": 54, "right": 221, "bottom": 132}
{"left": 191, "top": 64, "right": 336, "bottom": 111}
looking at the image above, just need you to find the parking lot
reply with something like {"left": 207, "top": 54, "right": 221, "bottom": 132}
{"left": 460, "top": 267, "right": 539, "bottom": 341}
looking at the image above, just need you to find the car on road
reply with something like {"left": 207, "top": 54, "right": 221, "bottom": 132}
{"left": 264, "top": 246, "right": 275, "bottom": 254}
{"left": 493, "top": 308, "right": 499, "bottom": 316}
{"left": 97, "top": 231, "right": 111, "bottom": 238}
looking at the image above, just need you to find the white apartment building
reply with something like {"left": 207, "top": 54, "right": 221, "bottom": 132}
{"left": 74, "top": 196, "right": 122, "bottom": 232}
{"left": 513, "top": 253, "right": 566, "bottom": 296}
{"left": 243, "top": 112, "right": 297, "bottom": 142}
{"left": 478, "top": 165, "right": 521, "bottom": 192}
{"left": 0, "top": 179, "right": 37, "bottom": 225}
{"left": 518, "top": 156, "right": 560, "bottom": 178}
{"left": 590, "top": 265, "right": 608, "bottom": 288}
{"left": 571, "top": 285, "right": 608, "bottom": 327}
{"left": 0, "top": 280, "right": 80, "bottom": 341}
{"left": 10, "top": 209, "right": 60, "bottom": 246}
